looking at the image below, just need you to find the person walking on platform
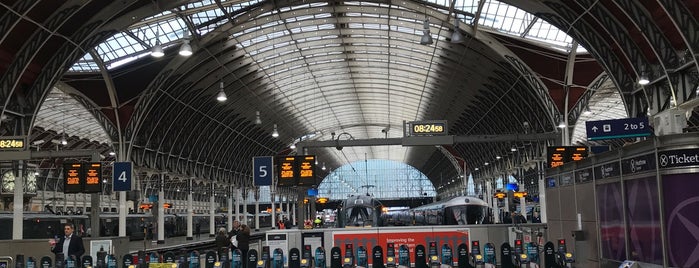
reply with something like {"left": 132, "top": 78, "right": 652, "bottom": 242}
{"left": 215, "top": 228, "right": 230, "bottom": 261}
{"left": 195, "top": 221, "right": 201, "bottom": 238}
{"left": 50, "top": 223, "right": 86, "bottom": 264}
{"left": 237, "top": 224, "right": 251, "bottom": 268}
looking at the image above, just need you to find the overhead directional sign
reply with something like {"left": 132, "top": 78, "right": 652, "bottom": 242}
{"left": 585, "top": 117, "right": 651, "bottom": 140}
{"left": 546, "top": 146, "right": 588, "bottom": 168}
{"left": 83, "top": 162, "right": 102, "bottom": 193}
{"left": 253, "top": 156, "right": 274, "bottom": 186}
{"left": 113, "top": 162, "right": 132, "bottom": 191}
{"left": 64, "top": 163, "right": 84, "bottom": 193}
{"left": 277, "top": 156, "right": 297, "bottom": 187}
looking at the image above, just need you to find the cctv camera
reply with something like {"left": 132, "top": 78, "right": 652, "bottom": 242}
{"left": 381, "top": 128, "right": 387, "bottom": 133}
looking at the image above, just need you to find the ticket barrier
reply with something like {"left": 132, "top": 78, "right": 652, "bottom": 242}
{"left": 499, "top": 243, "right": 513, "bottom": 268}
{"left": 247, "top": 249, "right": 259, "bottom": 268}
{"left": 271, "top": 249, "right": 284, "bottom": 268}
{"left": 525, "top": 243, "right": 539, "bottom": 268}
{"left": 330, "top": 247, "right": 342, "bottom": 268}
{"left": 427, "top": 242, "right": 440, "bottom": 268}
{"left": 469, "top": 241, "right": 482, "bottom": 268}
{"left": 356, "top": 246, "right": 367, "bottom": 268}
{"left": 371, "top": 246, "right": 383, "bottom": 268}
{"left": 314, "top": 247, "right": 325, "bottom": 268}
{"left": 41, "top": 256, "right": 52, "bottom": 268}
{"left": 482, "top": 243, "right": 496, "bottom": 268}
{"left": 342, "top": 244, "right": 354, "bottom": 268}
{"left": 456, "top": 243, "right": 469, "bottom": 268}
{"left": 556, "top": 240, "right": 574, "bottom": 268}
{"left": 385, "top": 243, "right": 396, "bottom": 268}
{"left": 440, "top": 244, "right": 453, "bottom": 268}
{"left": 288, "top": 248, "right": 300, "bottom": 268}
{"left": 513, "top": 240, "right": 529, "bottom": 268}
{"left": 397, "top": 245, "right": 410, "bottom": 268}
{"left": 300, "top": 245, "right": 312, "bottom": 268}
{"left": 231, "top": 249, "right": 243, "bottom": 268}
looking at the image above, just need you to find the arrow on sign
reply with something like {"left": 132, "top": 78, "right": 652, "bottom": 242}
{"left": 591, "top": 126, "right": 598, "bottom": 133}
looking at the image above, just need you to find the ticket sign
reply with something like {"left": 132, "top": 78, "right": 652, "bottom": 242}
{"left": 277, "top": 156, "right": 296, "bottom": 187}
{"left": 546, "top": 146, "right": 588, "bottom": 168}
{"left": 64, "top": 163, "right": 83, "bottom": 193}
{"left": 297, "top": 155, "right": 316, "bottom": 186}
{"left": 84, "top": 163, "right": 102, "bottom": 193}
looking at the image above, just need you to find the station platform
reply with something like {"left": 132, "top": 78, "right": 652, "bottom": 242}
{"left": 128, "top": 236, "right": 214, "bottom": 253}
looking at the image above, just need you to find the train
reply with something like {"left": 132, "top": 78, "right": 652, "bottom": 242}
{"left": 337, "top": 194, "right": 384, "bottom": 227}
{"left": 0, "top": 212, "right": 274, "bottom": 240}
{"left": 385, "top": 196, "right": 491, "bottom": 226}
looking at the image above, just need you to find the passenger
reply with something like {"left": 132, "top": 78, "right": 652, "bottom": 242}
{"left": 503, "top": 212, "right": 512, "bottom": 224}
{"left": 195, "top": 222, "right": 201, "bottom": 238}
{"left": 277, "top": 220, "right": 285, "bottom": 229}
{"left": 236, "top": 224, "right": 251, "bottom": 268}
{"left": 50, "top": 223, "right": 86, "bottom": 264}
{"left": 228, "top": 220, "right": 240, "bottom": 251}
{"left": 283, "top": 217, "right": 292, "bottom": 229}
{"left": 215, "top": 228, "right": 229, "bottom": 260}
{"left": 531, "top": 212, "right": 541, "bottom": 223}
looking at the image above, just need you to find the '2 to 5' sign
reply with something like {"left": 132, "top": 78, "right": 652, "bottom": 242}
{"left": 253, "top": 156, "right": 274, "bottom": 186}
{"left": 113, "top": 162, "right": 132, "bottom": 191}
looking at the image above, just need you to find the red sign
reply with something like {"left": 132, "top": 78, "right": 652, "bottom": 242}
{"left": 332, "top": 228, "right": 470, "bottom": 264}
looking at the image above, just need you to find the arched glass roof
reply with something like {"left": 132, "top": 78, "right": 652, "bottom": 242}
{"left": 317, "top": 159, "right": 436, "bottom": 200}
{"left": 570, "top": 78, "right": 628, "bottom": 144}
{"left": 68, "top": 0, "right": 583, "bottom": 73}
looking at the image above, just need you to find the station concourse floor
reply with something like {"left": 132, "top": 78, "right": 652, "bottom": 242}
{"left": 128, "top": 235, "right": 214, "bottom": 253}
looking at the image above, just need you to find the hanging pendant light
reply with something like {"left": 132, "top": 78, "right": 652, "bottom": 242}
{"left": 151, "top": 29, "right": 164, "bottom": 57}
{"left": 451, "top": 16, "right": 465, "bottom": 43}
{"left": 216, "top": 81, "right": 227, "bottom": 102}
{"left": 254, "top": 111, "right": 262, "bottom": 125}
{"left": 272, "top": 124, "right": 279, "bottom": 138}
{"left": 420, "top": 19, "right": 433, "bottom": 45}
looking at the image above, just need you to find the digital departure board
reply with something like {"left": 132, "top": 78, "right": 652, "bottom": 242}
{"left": 408, "top": 120, "right": 448, "bottom": 136}
{"left": 0, "top": 136, "right": 26, "bottom": 150}
{"left": 277, "top": 156, "right": 296, "bottom": 187}
{"left": 276, "top": 155, "right": 317, "bottom": 187}
{"left": 64, "top": 163, "right": 83, "bottom": 193}
{"left": 83, "top": 162, "right": 102, "bottom": 193}
{"left": 546, "top": 146, "right": 588, "bottom": 168}
{"left": 297, "top": 155, "right": 316, "bottom": 186}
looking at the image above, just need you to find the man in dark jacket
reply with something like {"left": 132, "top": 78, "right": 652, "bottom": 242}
{"left": 50, "top": 223, "right": 86, "bottom": 263}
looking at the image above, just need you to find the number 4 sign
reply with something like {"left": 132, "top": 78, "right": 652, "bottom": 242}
{"left": 113, "top": 162, "right": 132, "bottom": 191}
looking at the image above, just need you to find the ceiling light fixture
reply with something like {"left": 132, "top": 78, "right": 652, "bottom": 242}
{"left": 484, "top": 162, "right": 489, "bottom": 166}
{"left": 474, "top": 167, "right": 479, "bottom": 171}
{"left": 638, "top": 74, "right": 649, "bottom": 85}
{"left": 496, "top": 156, "right": 501, "bottom": 160}
{"left": 179, "top": 32, "right": 193, "bottom": 56}
{"left": 322, "top": 162, "right": 326, "bottom": 171}
{"left": 510, "top": 147, "right": 517, "bottom": 152}
{"left": 60, "top": 136, "right": 68, "bottom": 145}
{"left": 420, "top": 18, "right": 433, "bottom": 45}
{"left": 216, "top": 81, "right": 227, "bottom": 102}
{"left": 290, "top": 143, "right": 296, "bottom": 149}
{"left": 558, "top": 119, "right": 567, "bottom": 129}
{"left": 151, "top": 29, "right": 164, "bottom": 57}
{"left": 254, "top": 111, "right": 262, "bottom": 125}
{"left": 272, "top": 124, "right": 279, "bottom": 138}
{"left": 109, "top": 151, "right": 116, "bottom": 156}
{"left": 451, "top": 16, "right": 465, "bottom": 43}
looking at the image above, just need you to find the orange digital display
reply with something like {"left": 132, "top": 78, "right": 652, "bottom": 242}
{"left": 277, "top": 156, "right": 296, "bottom": 187}
{"left": 64, "top": 163, "right": 83, "bottom": 193}
{"left": 83, "top": 162, "right": 102, "bottom": 193}
{"left": 547, "top": 146, "right": 588, "bottom": 168}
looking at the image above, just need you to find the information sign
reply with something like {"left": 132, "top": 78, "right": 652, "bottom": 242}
{"left": 113, "top": 162, "right": 132, "bottom": 191}
{"left": 585, "top": 117, "right": 651, "bottom": 140}
{"left": 64, "top": 163, "right": 83, "bottom": 193}
{"left": 84, "top": 163, "right": 102, "bottom": 193}
{"left": 253, "top": 156, "right": 274, "bottom": 186}
{"left": 0, "top": 136, "right": 26, "bottom": 150}
{"left": 407, "top": 120, "right": 448, "bottom": 136}
{"left": 297, "top": 155, "right": 316, "bottom": 186}
{"left": 546, "top": 146, "right": 588, "bottom": 168}
{"left": 277, "top": 156, "right": 296, "bottom": 187}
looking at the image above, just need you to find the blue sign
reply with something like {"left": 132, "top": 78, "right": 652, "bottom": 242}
{"left": 253, "top": 156, "right": 274, "bottom": 186}
{"left": 113, "top": 162, "right": 132, "bottom": 191}
{"left": 585, "top": 117, "right": 651, "bottom": 140}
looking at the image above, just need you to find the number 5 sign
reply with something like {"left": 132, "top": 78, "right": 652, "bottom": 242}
{"left": 113, "top": 162, "right": 132, "bottom": 191}
{"left": 253, "top": 156, "right": 273, "bottom": 186}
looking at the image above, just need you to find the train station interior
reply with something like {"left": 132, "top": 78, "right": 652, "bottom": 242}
{"left": 1, "top": 0, "right": 699, "bottom": 267}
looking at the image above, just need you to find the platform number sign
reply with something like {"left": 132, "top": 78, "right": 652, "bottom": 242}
{"left": 113, "top": 162, "right": 132, "bottom": 191}
{"left": 253, "top": 156, "right": 274, "bottom": 186}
